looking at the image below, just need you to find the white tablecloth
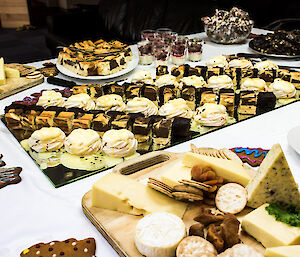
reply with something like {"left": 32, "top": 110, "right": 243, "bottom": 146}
{"left": 1, "top": 29, "right": 300, "bottom": 257}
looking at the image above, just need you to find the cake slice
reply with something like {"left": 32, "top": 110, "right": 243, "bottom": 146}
{"left": 35, "top": 111, "right": 56, "bottom": 129}
{"left": 141, "top": 84, "right": 158, "bottom": 105}
{"left": 159, "top": 85, "right": 177, "bottom": 105}
{"left": 91, "top": 113, "right": 112, "bottom": 135}
{"left": 103, "top": 82, "right": 125, "bottom": 97}
{"left": 111, "top": 114, "right": 131, "bottom": 130}
{"left": 5, "top": 112, "right": 22, "bottom": 130}
{"left": 276, "top": 69, "right": 291, "bottom": 82}
{"left": 218, "top": 88, "right": 235, "bottom": 116}
{"left": 246, "top": 144, "right": 300, "bottom": 208}
{"left": 132, "top": 116, "right": 152, "bottom": 151}
{"left": 72, "top": 113, "right": 94, "bottom": 130}
{"left": 53, "top": 112, "right": 74, "bottom": 133}
{"left": 124, "top": 83, "right": 142, "bottom": 100}
{"left": 237, "top": 91, "right": 257, "bottom": 121}
{"left": 256, "top": 92, "right": 276, "bottom": 115}
{"left": 200, "top": 89, "right": 216, "bottom": 106}
{"left": 181, "top": 86, "right": 196, "bottom": 110}
{"left": 152, "top": 118, "right": 173, "bottom": 150}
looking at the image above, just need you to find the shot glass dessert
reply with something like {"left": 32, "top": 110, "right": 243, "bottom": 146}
{"left": 171, "top": 36, "right": 187, "bottom": 65}
{"left": 141, "top": 29, "right": 156, "bottom": 41}
{"left": 153, "top": 44, "right": 170, "bottom": 66}
{"left": 188, "top": 38, "right": 203, "bottom": 62}
{"left": 155, "top": 28, "right": 172, "bottom": 41}
{"left": 137, "top": 40, "right": 154, "bottom": 65}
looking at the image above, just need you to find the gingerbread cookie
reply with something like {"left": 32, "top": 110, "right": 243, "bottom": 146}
{"left": 0, "top": 166, "right": 22, "bottom": 189}
{"left": 0, "top": 154, "right": 5, "bottom": 167}
{"left": 39, "top": 66, "right": 58, "bottom": 77}
{"left": 20, "top": 238, "right": 96, "bottom": 257}
{"left": 230, "top": 147, "right": 269, "bottom": 167}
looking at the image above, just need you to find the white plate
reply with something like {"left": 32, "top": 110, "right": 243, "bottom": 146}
{"left": 287, "top": 125, "right": 300, "bottom": 155}
{"left": 56, "top": 45, "right": 139, "bottom": 80}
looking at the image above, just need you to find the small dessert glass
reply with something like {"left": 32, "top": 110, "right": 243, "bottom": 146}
{"left": 137, "top": 40, "right": 154, "bottom": 65}
{"left": 141, "top": 29, "right": 156, "bottom": 41}
{"left": 155, "top": 28, "right": 172, "bottom": 41}
{"left": 153, "top": 44, "right": 170, "bottom": 66}
{"left": 188, "top": 38, "right": 203, "bottom": 62}
{"left": 171, "top": 36, "right": 187, "bottom": 65}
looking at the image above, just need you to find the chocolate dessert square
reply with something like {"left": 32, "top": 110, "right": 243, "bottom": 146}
{"left": 200, "top": 89, "right": 216, "bottom": 106}
{"left": 258, "top": 69, "right": 275, "bottom": 84}
{"left": 124, "top": 83, "right": 142, "bottom": 100}
{"left": 196, "top": 66, "right": 208, "bottom": 80}
{"left": 72, "top": 85, "right": 89, "bottom": 95}
{"left": 111, "top": 114, "right": 131, "bottom": 130}
{"left": 103, "top": 82, "right": 125, "bottom": 97}
{"left": 290, "top": 72, "right": 300, "bottom": 89}
{"left": 159, "top": 85, "right": 177, "bottom": 105}
{"left": 156, "top": 65, "right": 169, "bottom": 77}
{"left": 53, "top": 112, "right": 74, "bottom": 133}
{"left": 181, "top": 86, "right": 197, "bottom": 110}
{"left": 92, "top": 113, "right": 112, "bottom": 134}
{"left": 72, "top": 113, "right": 94, "bottom": 129}
{"left": 36, "top": 111, "right": 56, "bottom": 129}
{"left": 132, "top": 116, "right": 152, "bottom": 151}
{"left": 256, "top": 92, "right": 276, "bottom": 115}
{"left": 141, "top": 84, "right": 158, "bottom": 103}
{"left": 218, "top": 89, "right": 235, "bottom": 116}
{"left": 20, "top": 110, "right": 37, "bottom": 130}
{"left": 276, "top": 69, "right": 291, "bottom": 82}
{"left": 171, "top": 64, "right": 190, "bottom": 79}
{"left": 152, "top": 118, "right": 173, "bottom": 150}
{"left": 237, "top": 91, "right": 257, "bottom": 120}
{"left": 187, "top": 67, "right": 201, "bottom": 77}
{"left": 5, "top": 112, "right": 21, "bottom": 130}
{"left": 172, "top": 117, "right": 191, "bottom": 137}
{"left": 224, "top": 68, "right": 238, "bottom": 88}
{"left": 89, "top": 84, "right": 104, "bottom": 98}
{"left": 207, "top": 67, "right": 223, "bottom": 79}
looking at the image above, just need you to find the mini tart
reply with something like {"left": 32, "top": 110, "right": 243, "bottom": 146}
{"left": 64, "top": 128, "right": 102, "bottom": 156}
{"left": 158, "top": 98, "right": 193, "bottom": 119}
{"left": 95, "top": 94, "right": 126, "bottom": 112}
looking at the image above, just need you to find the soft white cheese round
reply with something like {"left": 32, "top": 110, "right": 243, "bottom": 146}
{"left": 135, "top": 212, "right": 186, "bottom": 257}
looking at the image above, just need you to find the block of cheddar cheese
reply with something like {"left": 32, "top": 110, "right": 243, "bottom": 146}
{"left": 265, "top": 245, "right": 300, "bottom": 257}
{"left": 161, "top": 160, "right": 191, "bottom": 187}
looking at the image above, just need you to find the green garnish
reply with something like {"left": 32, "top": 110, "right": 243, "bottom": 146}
{"left": 265, "top": 203, "right": 300, "bottom": 227}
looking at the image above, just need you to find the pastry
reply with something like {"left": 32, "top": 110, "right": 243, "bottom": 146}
{"left": 159, "top": 98, "right": 193, "bottom": 119}
{"left": 172, "top": 117, "right": 191, "bottom": 137}
{"left": 20, "top": 237, "right": 96, "bottom": 257}
{"left": 230, "top": 147, "right": 269, "bottom": 167}
{"left": 37, "top": 90, "right": 65, "bottom": 108}
{"left": 158, "top": 85, "right": 178, "bottom": 105}
{"left": 240, "top": 78, "right": 266, "bottom": 92}
{"left": 102, "top": 129, "right": 137, "bottom": 157}
{"left": 256, "top": 92, "right": 276, "bottom": 115}
{"left": 141, "top": 84, "right": 158, "bottom": 104}
{"left": 103, "top": 82, "right": 125, "bottom": 97}
{"left": 156, "top": 65, "right": 169, "bottom": 77}
{"left": 126, "top": 97, "right": 158, "bottom": 116}
{"left": 155, "top": 74, "right": 179, "bottom": 88}
{"left": 72, "top": 84, "right": 104, "bottom": 99}
{"left": 181, "top": 85, "right": 197, "bottom": 110}
{"left": 268, "top": 78, "right": 296, "bottom": 101}
{"left": 131, "top": 70, "right": 153, "bottom": 84}
{"left": 72, "top": 113, "right": 94, "bottom": 130}
{"left": 35, "top": 111, "right": 56, "bottom": 129}
{"left": 207, "top": 75, "right": 234, "bottom": 92}
{"left": 124, "top": 83, "right": 142, "bottom": 100}
{"left": 0, "top": 166, "right": 22, "bottom": 189}
{"left": 228, "top": 59, "right": 253, "bottom": 69}
{"left": 218, "top": 89, "right": 235, "bottom": 117}
{"left": 65, "top": 93, "right": 96, "bottom": 111}
{"left": 200, "top": 89, "right": 217, "bottom": 105}
{"left": 207, "top": 68, "right": 223, "bottom": 79}
{"left": 180, "top": 75, "right": 207, "bottom": 88}
{"left": 237, "top": 91, "right": 257, "bottom": 120}
{"left": 110, "top": 114, "right": 131, "bottom": 130}
{"left": 253, "top": 60, "right": 278, "bottom": 71}
{"left": 95, "top": 94, "right": 126, "bottom": 112}
{"left": 206, "top": 55, "right": 228, "bottom": 68}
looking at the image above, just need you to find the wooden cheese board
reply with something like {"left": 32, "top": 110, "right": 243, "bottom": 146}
{"left": 82, "top": 150, "right": 265, "bottom": 257}
{"left": 0, "top": 76, "right": 44, "bottom": 99}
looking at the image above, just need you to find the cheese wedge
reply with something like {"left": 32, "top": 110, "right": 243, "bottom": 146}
{"left": 0, "top": 57, "right": 6, "bottom": 85}
{"left": 4, "top": 66, "right": 20, "bottom": 78}
{"left": 92, "top": 173, "right": 187, "bottom": 217}
{"left": 182, "top": 152, "right": 250, "bottom": 186}
{"left": 246, "top": 144, "right": 300, "bottom": 208}
{"left": 241, "top": 204, "right": 300, "bottom": 248}
{"left": 265, "top": 245, "right": 300, "bottom": 257}
{"left": 161, "top": 160, "right": 191, "bottom": 187}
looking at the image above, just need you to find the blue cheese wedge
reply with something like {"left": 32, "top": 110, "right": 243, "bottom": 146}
{"left": 246, "top": 144, "right": 300, "bottom": 208}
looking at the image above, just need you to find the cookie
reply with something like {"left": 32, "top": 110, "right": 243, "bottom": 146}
{"left": 39, "top": 66, "right": 59, "bottom": 77}
{"left": 0, "top": 166, "right": 22, "bottom": 189}
{"left": 26, "top": 71, "right": 44, "bottom": 80}
{"left": 20, "top": 238, "right": 96, "bottom": 257}
{"left": 215, "top": 183, "right": 247, "bottom": 214}
{"left": 217, "top": 244, "right": 263, "bottom": 257}
{"left": 230, "top": 147, "right": 269, "bottom": 167}
{"left": 0, "top": 154, "right": 5, "bottom": 167}
{"left": 176, "top": 236, "right": 217, "bottom": 257}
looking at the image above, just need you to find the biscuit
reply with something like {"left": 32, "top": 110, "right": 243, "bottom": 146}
{"left": 20, "top": 238, "right": 96, "bottom": 257}
{"left": 176, "top": 236, "right": 217, "bottom": 257}
{"left": 0, "top": 166, "right": 22, "bottom": 189}
{"left": 217, "top": 244, "right": 263, "bottom": 257}
{"left": 215, "top": 183, "right": 247, "bottom": 214}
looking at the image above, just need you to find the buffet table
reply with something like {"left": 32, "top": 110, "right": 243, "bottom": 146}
{"left": 1, "top": 29, "right": 300, "bottom": 257}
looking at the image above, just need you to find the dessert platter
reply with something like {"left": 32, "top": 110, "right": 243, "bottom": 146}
{"left": 56, "top": 39, "right": 139, "bottom": 80}
{"left": 0, "top": 57, "right": 44, "bottom": 99}
{"left": 82, "top": 143, "right": 300, "bottom": 257}
{"left": 2, "top": 55, "right": 300, "bottom": 187}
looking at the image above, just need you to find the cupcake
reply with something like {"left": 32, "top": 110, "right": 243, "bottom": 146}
{"left": 155, "top": 74, "right": 179, "bottom": 88}
{"left": 268, "top": 79, "right": 297, "bottom": 107}
{"left": 28, "top": 127, "right": 66, "bottom": 152}
{"left": 131, "top": 70, "right": 154, "bottom": 84}
{"left": 64, "top": 128, "right": 102, "bottom": 156}
{"left": 254, "top": 60, "right": 278, "bottom": 71}
{"left": 180, "top": 75, "right": 207, "bottom": 88}
{"left": 228, "top": 59, "right": 253, "bottom": 69}
{"left": 65, "top": 93, "right": 96, "bottom": 111}
{"left": 207, "top": 75, "right": 234, "bottom": 91}
{"left": 240, "top": 78, "right": 267, "bottom": 92}
{"left": 96, "top": 94, "right": 126, "bottom": 112}
{"left": 158, "top": 98, "right": 193, "bottom": 119}
{"left": 206, "top": 55, "right": 229, "bottom": 68}
{"left": 37, "top": 90, "right": 65, "bottom": 108}
{"left": 102, "top": 129, "right": 138, "bottom": 157}
{"left": 126, "top": 97, "right": 158, "bottom": 116}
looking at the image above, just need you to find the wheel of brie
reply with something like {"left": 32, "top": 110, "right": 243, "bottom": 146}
{"left": 134, "top": 212, "right": 186, "bottom": 257}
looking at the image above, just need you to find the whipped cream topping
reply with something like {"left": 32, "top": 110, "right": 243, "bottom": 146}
{"left": 240, "top": 78, "right": 266, "bottom": 91}
{"left": 64, "top": 129, "right": 101, "bottom": 156}
{"left": 155, "top": 74, "right": 179, "bottom": 87}
{"left": 102, "top": 129, "right": 137, "bottom": 157}
{"left": 206, "top": 55, "right": 229, "bottom": 68}
{"left": 158, "top": 98, "right": 193, "bottom": 119}
{"left": 207, "top": 75, "right": 234, "bottom": 91}
{"left": 194, "top": 103, "right": 228, "bottom": 127}
{"left": 268, "top": 78, "right": 296, "bottom": 99}
{"left": 37, "top": 90, "right": 65, "bottom": 108}
{"left": 180, "top": 75, "right": 207, "bottom": 88}
{"left": 254, "top": 60, "right": 278, "bottom": 70}
{"left": 65, "top": 93, "right": 96, "bottom": 111}
{"left": 96, "top": 94, "right": 126, "bottom": 112}
{"left": 28, "top": 127, "right": 66, "bottom": 152}
{"left": 131, "top": 70, "right": 154, "bottom": 84}
{"left": 126, "top": 97, "right": 158, "bottom": 116}
{"left": 228, "top": 59, "right": 253, "bottom": 69}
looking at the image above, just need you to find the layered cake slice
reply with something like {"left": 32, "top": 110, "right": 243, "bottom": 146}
{"left": 181, "top": 86, "right": 197, "bottom": 110}
{"left": 152, "top": 118, "right": 173, "bottom": 150}
{"left": 256, "top": 92, "right": 276, "bottom": 115}
{"left": 141, "top": 84, "right": 158, "bottom": 105}
{"left": 200, "top": 88, "right": 216, "bottom": 106}
{"left": 158, "top": 85, "right": 177, "bottom": 105}
{"left": 132, "top": 116, "right": 152, "bottom": 151}
{"left": 35, "top": 111, "right": 56, "bottom": 129}
{"left": 20, "top": 110, "right": 38, "bottom": 131}
{"left": 218, "top": 88, "right": 235, "bottom": 117}
{"left": 187, "top": 66, "right": 202, "bottom": 77}
{"left": 276, "top": 69, "right": 291, "bottom": 82}
{"left": 237, "top": 91, "right": 257, "bottom": 121}
{"left": 207, "top": 67, "right": 223, "bottom": 79}
{"left": 72, "top": 113, "right": 94, "bottom": 130}
{"left": 103, "top": 82, "right": 125, "bottom": 97}
{"left": 156, "top": 65, "right": 169, "bottom": 77}
{"left": 53, "top": 111, "right": 74, "bottom": 133}
{"left": 5, "top": 110, "right": 23, "bottom": 130}
{"left": 92, "top": 113, "right": 112, "bottom": 135}
{"left": 258, "top": 69, "right": 275, "bottom": 85}
{"left": 111, "top": 114, "right": 131, "bottom": 130}
{"left": 124, "top": 83, "right": 142, "bottom": 100}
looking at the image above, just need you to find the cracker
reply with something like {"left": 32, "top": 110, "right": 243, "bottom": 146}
{"left": 217, "top": 244, "right": 263, "bottom": 257}
{"left": 180, "top": 179, "right": 212, "bottom": 192}
{"left": 215, "top": 183, "right": 247, "bottom": 214}
{"left": 173, "top": 184, "right": 204, "bottom": 196}
{"left": 172, "top": 192, "right": 203, "bottom": 202}
{"left": 176, "top": 236, "right": 217, "bottom": 257}
{"left": 147, "top": 178, "right": 173, "bottom": 198}
{"left": 221, "top": 149, "right": 243, "bottom": 164}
